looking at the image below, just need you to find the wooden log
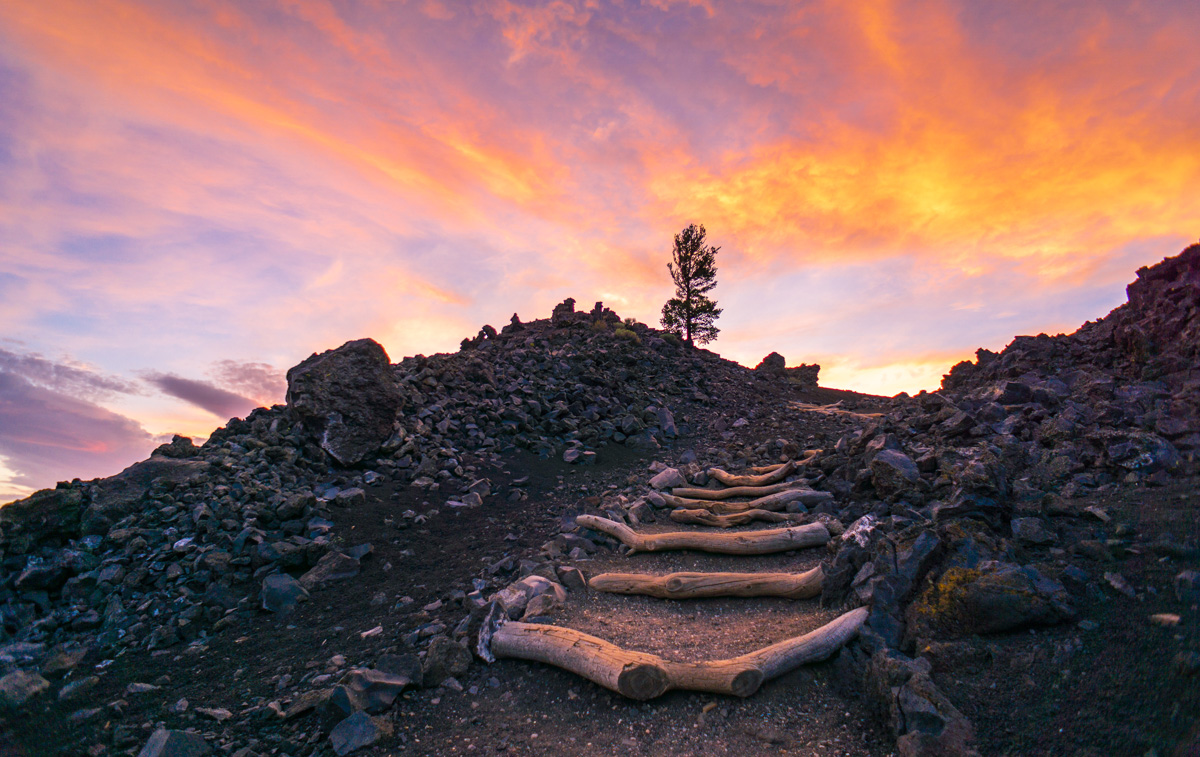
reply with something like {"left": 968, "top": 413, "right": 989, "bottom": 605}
{"left": 707, "top": 460, "right": 795, "bottom": 488}
{"left": 486, "top": 607, "right": 868, "bottom": 700}
{"left": 575, "top": 514, "right": 830, "bottom": 555}
{"left": 489, "top": 620, "right": 674, "bottom": 700}
{"left": 589, "top": 566, "right": 824, "bottom": 599}
{"left": 669, "top": 508, "right": 806, "bottom": 528}
{"left": 660, "top": 488, "right": 833, "bottom": 515}
{"left": 671, "top": 480, "right": 799, "bottom": 501}
{"left": 749, "top": 451, "right": 818, "bottom": 474}
{"left": 731, "top": 605, "right": 868, "bottom": 679}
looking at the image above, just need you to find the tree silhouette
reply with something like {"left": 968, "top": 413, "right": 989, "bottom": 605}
{"left": 660, "top": 224, "right": 722, "bottom": 346}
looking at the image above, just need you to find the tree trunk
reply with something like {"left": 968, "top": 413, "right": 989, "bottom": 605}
{"left": 487, "top": 607, "right": 868, "bottom": 700}
{"left": 707, "top": 460, "right": 795, "bottom": 487}
{"left": 588, "top": 566, "right": 823, "bottom": 599}
{"left": 668, "top": 508, "right": 807, "bottom": 527}
{"left": 575, "top": 515, "right": 830, "bottom": 555}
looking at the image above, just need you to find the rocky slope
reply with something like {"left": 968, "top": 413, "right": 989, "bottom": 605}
{"left": 1, "top": 247, "right": 1198, "bottom": 757}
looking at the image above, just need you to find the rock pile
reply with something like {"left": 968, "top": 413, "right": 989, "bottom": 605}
{"left": 0, "top": 298, "right": 824, "bottom": 743}
{"left": 1, "top": 243, "right": 1197, "bottom": 756}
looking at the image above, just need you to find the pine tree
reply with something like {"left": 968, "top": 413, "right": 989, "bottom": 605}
{"left": 660, "top": 224, "right": 722, "bottom": 346}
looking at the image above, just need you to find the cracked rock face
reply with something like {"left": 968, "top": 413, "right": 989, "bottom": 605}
{"left": 285, "top": 338, "right": 402, "bottom": 466}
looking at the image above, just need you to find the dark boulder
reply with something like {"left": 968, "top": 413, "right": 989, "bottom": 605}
{"left": 905, "top": 563, "right": 1074, "bottom": 641}
{"left": 755, "top": 352, "right": 786, "bottom": 377}
{"left": 285, "top": 339, "right": 401, "bottom": 466}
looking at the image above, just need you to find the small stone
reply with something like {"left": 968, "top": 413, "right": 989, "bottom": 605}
{"left": 329, "top": 711, "right": 392, "bottom": 756}
{"left": 1172, "top": 651, "right": 1200, "bottom": 676}
{"left": 1078, "top": 619, "right": 1099, "bottom": 631}
{"left": 1083, "top": 505, "right": 1111, "bottom": 523}
{"left": 1174, "top": 570, "right": 1200, "bottom": 604}
{"left": 136, "top": 728, "right": 211, "bottom": 757}
{"left": 1149, "top": 613, "right": 1181, "bottom": 627}
{"left": 261, "top": 573, "right": 309, "bottom": 614}
{"left": 299, "top": 551, "right": 361, "bottom": 591}
{"left": 555, "top": 566, "right": 586, "bottom": 592}
{"left": 126, "top": 682, "right": 160, "bottom": 695}
{"left": 58, "top": 676, "right": 101, "bottom": 701}
{"left": 422, "top": 637, "right": 472, "bottom": 686}
{"left": 1011, "top": 517, "right": 1056, "bottom": 545}
{"left": 195, "top": 707, "right": 233, "bottom": 722}
{"left": 1104, "top": 572, "right": 1136, "bottom": 598}
{"left": 648, "top": 468, "right": 686, "bottom": 490}
{"left": 0, "top": 670, "right": 50, "bottom": 710}
{"left": 869, "top": 449, "right": 921, "bottom": 495}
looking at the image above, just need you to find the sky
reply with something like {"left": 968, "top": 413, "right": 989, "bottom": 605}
{"left": 1, "top": 0, "right": 1199, "bottom": 502}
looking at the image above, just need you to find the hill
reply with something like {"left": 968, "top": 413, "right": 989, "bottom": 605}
{"left": 1, "top": 248, "right": 1198, "bottom": 756}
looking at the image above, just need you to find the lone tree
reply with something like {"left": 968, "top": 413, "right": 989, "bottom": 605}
{"left": 661, "top": 223, "right": 722, "bottom": 346}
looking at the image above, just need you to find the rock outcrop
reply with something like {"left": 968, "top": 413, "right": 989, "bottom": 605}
{"left": 285, "top": 338, "right": 402, "bottom": 466}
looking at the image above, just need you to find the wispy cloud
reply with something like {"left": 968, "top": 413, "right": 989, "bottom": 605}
{"left": 141, "top": 372, "right": 259, "bottom": 420}
{"left": 209, "top": 360, "right": 286, "bottom": 407}
{"left": 0, "top": 348, "right": 141, "bottom": 400}
{"left": 0, "top": 371, "right": 155, "bottom": 497}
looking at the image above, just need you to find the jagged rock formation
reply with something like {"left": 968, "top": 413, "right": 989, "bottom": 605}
{"left": 755, "top": 351, "right": 821, "bottom": 388}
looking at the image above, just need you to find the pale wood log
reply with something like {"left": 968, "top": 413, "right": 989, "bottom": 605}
{"left": 671, "top": 480, "right": 800, "bottom": 501}
{"left": 669, "top": 508, "right": 806, "bottom": 528}
{"left": 791, "top": 401, "right": 884, "bottom": 420}
{"left": 489, "top": 620, "right": 674, "bottom": 699}
{"left": 707, "top": 460, "right": 795, "bottom": 487}
{"left": 731, "top": 605, "right": 868, "bottom": 679}
{"left": 575, "top": 514, "right": 829, "bottom": 555}
{"left": 749, "top": 451, "right": 818, "bottom": 474}
{"left": 588, "top": 566, "right": 823, "bottom": 599}
{"left": 660, "top": 488, "right": 833, "bottom": 515}
{"left": 486, "top": 607, "right": 868, "bottom": 700}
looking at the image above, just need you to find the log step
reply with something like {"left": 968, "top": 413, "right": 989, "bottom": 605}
{"left": 481, "top": 605, "right": 868, "bottom": 700}
{"left": 575, "top": 514, "right": 830, "bottom": 555}
{"left": 706, "top": 460, "right": 795, "bottom": 487}
{"left": 669, "top": 508, "right": 807, "bottom": 528}
{"left": 671, "top": 480, "right": 802, "bottom": 501}
{"left": 588, "top": 567, "right": 823, "bottom": 599}
{"left": 661, "top": 488, "right": 833, "bottom": 514}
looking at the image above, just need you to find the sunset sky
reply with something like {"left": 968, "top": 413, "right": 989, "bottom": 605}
{"left": 2, "top": 0, "right": 1199, "bottom": 502}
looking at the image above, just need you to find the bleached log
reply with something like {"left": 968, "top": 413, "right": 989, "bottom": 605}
{"left": 575, "top": 515, "right": 830, "bottom": 555}
{"left": 707, "top": 460, "right": 795, "bottom": 487}
{"left": 749, "top": 451, "right": 819, "bottom": 474}
{"left": 671, "top": 480, "right": 801, "bottom": 501}
{"left": 661, "top": 488, "right": 833, "bottom": 515}
{"left": 669, "top": 508, "right": 806, "bottom": 527}
{"left": 589, "top": 566, "right": 823, "bottom": 599}
{"left": 484, "top": 607, "right": 868, "bottom": 700}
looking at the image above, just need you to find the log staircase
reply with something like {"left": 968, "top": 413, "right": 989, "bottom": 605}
{"left": 479, "top": 457, "right": 866, "bottom": 701}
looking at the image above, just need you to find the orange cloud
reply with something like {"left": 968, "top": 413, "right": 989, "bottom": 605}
{"left": 636, "top": 1, "right": 1200, "bottom": 282}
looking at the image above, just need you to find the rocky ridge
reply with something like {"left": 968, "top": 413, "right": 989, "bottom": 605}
{"left": 1, "top": 246, "right": 1198, "bottom": 756}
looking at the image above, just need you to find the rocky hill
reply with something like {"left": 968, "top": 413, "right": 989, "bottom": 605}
{"left": 1, "top": 248, "right": 1198, "bottom": 757}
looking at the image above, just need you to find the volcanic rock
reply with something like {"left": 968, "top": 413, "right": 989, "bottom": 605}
{"left": 286, "top": 338, "right": 401, "bottom": 465}
{"left": 137, "top": 728, "right": 211, "bottom": 757}
{"left": 0, "top": 669, "right": 49, "bottom": 710}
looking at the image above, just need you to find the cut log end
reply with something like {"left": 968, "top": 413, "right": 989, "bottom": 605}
{"left": 730, "top": 668, "right": 764, "bottom": 698}
{"left": 617, "top": 663, "right": 671, "bottom": 700}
